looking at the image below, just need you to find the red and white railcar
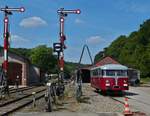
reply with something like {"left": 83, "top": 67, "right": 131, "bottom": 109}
{"left": 90, "top": 64, "right": 129, "bottom": 92}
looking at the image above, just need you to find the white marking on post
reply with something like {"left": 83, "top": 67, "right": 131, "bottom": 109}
{"left": 4, "top": 49, "right": 7, "bottom": 61}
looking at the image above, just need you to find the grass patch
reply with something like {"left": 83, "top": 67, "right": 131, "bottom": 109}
{"left": 140, "top": 77, "right": 150, "bottom": 84}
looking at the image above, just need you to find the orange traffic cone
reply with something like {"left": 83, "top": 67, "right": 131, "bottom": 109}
{"left": 124, "top": 97, "right": 133, "bottom": 116}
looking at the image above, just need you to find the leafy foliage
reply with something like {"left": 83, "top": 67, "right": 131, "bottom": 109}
{"left": 30, "top": 45, "right": 57, "bottom": 73}
{"left": 95, "top": 19, "right": 150, "bottom": 78}
{"left": 9, "top": 48, "right": 31, "bottom": 58}
{"left": 4, "top": 45, "right": 78, "bottom": 74}
{"left": 64, "top": 62, "right": 86, "bottom": 73}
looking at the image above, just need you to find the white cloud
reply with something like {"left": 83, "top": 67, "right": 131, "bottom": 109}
{"left": 20, "top": 16, "right": 47, "bottom": 28}
{"left": 75, "top": 18, "right": 84, "bottom": 24}
{"left": 86, "top": 36, "right": 103, "bottom": 45}
{"left": 11, "top": 35, "right": 29, "bottom": 42}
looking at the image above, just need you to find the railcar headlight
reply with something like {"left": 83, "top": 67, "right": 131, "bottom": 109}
{"left": 123, "top": 80, "right": 128, "bottom": 86}
{"left": 123, "top": 83, "right": 128, "bottom": 86}
{"left": 106, "top": 80, "right": 110, "bottom": 86}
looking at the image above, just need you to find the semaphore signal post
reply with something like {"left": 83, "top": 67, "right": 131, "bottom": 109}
{"left": 0, "top": 6, "right": 25, "bottom": 95}
{"left": 53, "top": 8, "right": 81, "bottom": 97}
{"left": 57, "top": 8, "right": 80, "bottom": 73}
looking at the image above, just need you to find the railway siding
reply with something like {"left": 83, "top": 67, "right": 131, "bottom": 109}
{"left": 0, "top": 86, "right": 46, "bottom": 115}
{"left": 0, "top": 86, "right": 45, "bottom": 106}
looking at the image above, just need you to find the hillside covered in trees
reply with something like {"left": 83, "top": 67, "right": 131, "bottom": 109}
{"left": 95, "top": 19, "right": 150, "bottom": 78}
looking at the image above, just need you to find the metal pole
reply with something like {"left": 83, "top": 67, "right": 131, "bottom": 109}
{"left": 3, "top": 15, "right": 9, "bottom": 95}
{"left": 56, "top": 8, "right": 81, "bottom": 98}
{"left": 32, "top": 92, "right": 36, "bottom": 107}
{"left": 57, "top": 8, "right": 81, "bottom": 78}
{"left": 58, "top": 11, "right": 65, "bottom": 92}
{"left": 59, "top": 16, "right": 65, "bottom": 73}
{"left": 0, "top": 6, "right": 25, "bottom": 95}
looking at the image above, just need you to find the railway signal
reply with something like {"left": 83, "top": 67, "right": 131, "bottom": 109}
{"left": 57, "top": 8, "right": 81, "bottom": 15}
{"left": 52, "top": 8, "right": 81, "bottom": 98}
{"left": 53, "top": 43, "right": 63, "bottom": 53}
{"left": 0, "top": 6, "right": 25, "bottom": 95}
{"left": 57, "top": 8, "right": 81, "bottom": 72}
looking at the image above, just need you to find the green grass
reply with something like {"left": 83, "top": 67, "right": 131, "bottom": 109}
{"left": 140, "top": 77, "right": 150, "bottom": 84}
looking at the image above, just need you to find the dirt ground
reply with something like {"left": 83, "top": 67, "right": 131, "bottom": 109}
{"left": 19, "top": 83, "right": 124, "bottom": 113}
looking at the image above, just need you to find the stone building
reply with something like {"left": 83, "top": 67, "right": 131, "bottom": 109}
{"left": 0, "top": 50, "right": 41, "bottom": 86}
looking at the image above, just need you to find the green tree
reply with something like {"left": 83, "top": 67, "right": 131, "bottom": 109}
{"left": 94, "top": 19, "right": 150, "bottom": 78}
{"left": 9, "top": 48, "right": 31, "bottom": 58}
{"left": 30, "top": 45, "right": 57, "bottom": 73}
{"left": 105, "top": 35, "right": 127, "bottom": 59}
{"left": 94, "top": 51, "right": 105, "bottom": 63}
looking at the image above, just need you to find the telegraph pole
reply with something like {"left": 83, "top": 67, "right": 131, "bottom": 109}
{"left": 0, "top": 6, "right": 25, "bottom": 94}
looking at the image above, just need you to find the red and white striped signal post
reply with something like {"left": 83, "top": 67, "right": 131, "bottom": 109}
{"left": 0, "top": 6, "right": 25, "bottom": 94}
{"left": 57, "top": 8, "right": 81, "bottom": 72}
{"left": 53, "top": 8, "right": 80, "bottom": 97}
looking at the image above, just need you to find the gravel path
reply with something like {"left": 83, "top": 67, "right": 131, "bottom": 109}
{"left": 17, "top": 83, "right": 124, "bottom": 114}
{"left": 77, "top": 84, "right": 124, "bottom": 113}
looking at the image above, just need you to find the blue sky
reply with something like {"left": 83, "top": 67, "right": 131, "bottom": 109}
{"left": 0, "top": 0, "right": 150, "bottom": 64}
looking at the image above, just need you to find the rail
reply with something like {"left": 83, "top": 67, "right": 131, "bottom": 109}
{"left": 0, "top": 86, "right": 46, "bottom": 115}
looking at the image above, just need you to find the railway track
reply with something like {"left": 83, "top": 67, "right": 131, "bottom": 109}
{"left": 0, "top": 86, "right": 46, "bottom": 116}
{"left": 0, "top": 86, "right": 35, "bottom": 95}
{"left": 9, "top": 86, "right": 35, "bottom": 94}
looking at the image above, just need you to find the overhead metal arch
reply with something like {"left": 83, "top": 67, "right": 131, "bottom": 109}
{"left": 75, "top": 44, "right": 93, "bottom": 100}
{"left": 78, "top": 44, "right": 93, "bottom": 67}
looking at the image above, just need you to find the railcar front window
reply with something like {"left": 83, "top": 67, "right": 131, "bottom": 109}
{"left": 106, "top": 70, "right": 115, "bottom": 76}
{"left": 117, "top": 70, "right": 127, "bottom": 76}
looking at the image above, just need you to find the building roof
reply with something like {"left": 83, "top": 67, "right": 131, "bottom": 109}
{"left": 91, "top": 64, "right": 128, "bottom": 70}
{"left": 0, "top": 49, "right": 31, "bottom": 64}
{"left": 95, "top": 56, "right": 119, "bottom": 67}
{"left": 100, "top": 64, "right": 128, "bottom": 70}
